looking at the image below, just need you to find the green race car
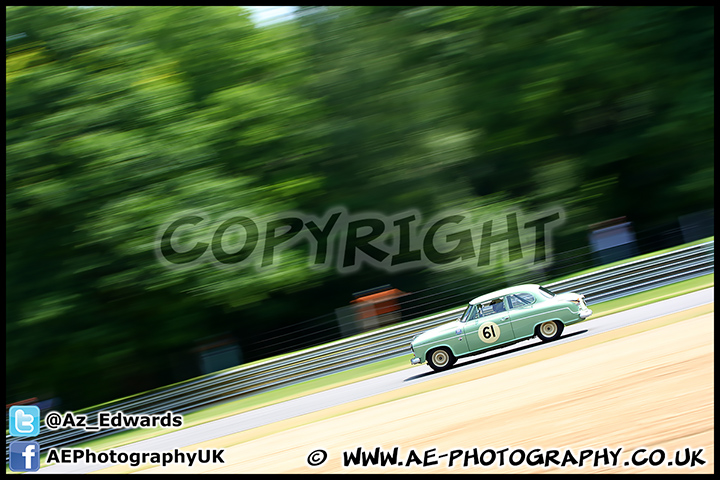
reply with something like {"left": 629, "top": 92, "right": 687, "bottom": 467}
{"left": 410, "top": 284, "right": 592, "bottom": 371}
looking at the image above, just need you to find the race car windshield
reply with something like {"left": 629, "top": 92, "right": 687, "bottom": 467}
{"left": 459, "top": 305, "right": 478, "bottom": 323}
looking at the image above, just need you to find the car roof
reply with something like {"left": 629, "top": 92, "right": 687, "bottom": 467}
{"left": 468, "top": 284, "right": 544, "bottom": 305}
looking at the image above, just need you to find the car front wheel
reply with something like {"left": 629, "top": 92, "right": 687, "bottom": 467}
{"left": 427, "top": 347, "right": 456, "bottom": 372}
{"left": 536, "top": 320, "right": 564, "bottom": 342}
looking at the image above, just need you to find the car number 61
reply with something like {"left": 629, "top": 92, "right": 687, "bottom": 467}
{"left": 478, "top": 321, "right": 500, "bottom": 343}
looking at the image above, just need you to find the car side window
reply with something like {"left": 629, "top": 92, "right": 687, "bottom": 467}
{"left": 508, "top": 293, "right": 535, "bottom": 309}
{"left": 480, "top": 297, "right": 506, "bottom": 316}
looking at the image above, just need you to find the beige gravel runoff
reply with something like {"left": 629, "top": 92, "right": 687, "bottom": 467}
{"left": 129, "top": 306, "right": 713, "bottom": 474}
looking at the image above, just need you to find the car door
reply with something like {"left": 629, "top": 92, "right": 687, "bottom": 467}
{"left": 505, "top": 292, "right": 539, "bottom": 338}
{"left": 463, "top": 296, "right": 515, "bottom": 353}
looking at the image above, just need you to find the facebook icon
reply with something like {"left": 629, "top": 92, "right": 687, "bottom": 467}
{"left": 9, "top": 441, "right": 41, "bottom": 472}
{"left": 9, "top": 405, "right": 40, "bottom": 436}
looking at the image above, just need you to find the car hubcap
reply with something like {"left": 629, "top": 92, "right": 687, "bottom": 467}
{"left": 433, "top": 351, "right": 448, "bottom": 367}
{"left": 541, "top": 322, "right": 557, "bottom": 337}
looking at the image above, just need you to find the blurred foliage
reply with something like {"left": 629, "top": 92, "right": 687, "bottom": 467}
{"left": 6, "top": 6, "right": 714, "bottom": 408}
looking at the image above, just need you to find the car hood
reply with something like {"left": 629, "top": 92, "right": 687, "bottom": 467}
{"left": 412, "top": 320, "right": 461, "bottom": 346}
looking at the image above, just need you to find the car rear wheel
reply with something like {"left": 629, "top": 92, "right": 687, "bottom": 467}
{"left": 536, "top": 320, "right": 564, "bottom": 342}
{"left": 427, "top": 347, "right": 456, "bottom": 372}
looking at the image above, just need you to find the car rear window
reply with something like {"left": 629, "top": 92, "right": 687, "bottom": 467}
{"left": 508, "top": 293, "right": 535, "bottom": 308}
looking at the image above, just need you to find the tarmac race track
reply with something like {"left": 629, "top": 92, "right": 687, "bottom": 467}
{"left": 33, "top": 287, "right": 714, "bottom": 474}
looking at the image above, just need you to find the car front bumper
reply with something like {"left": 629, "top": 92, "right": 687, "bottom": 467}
{"left": 410, "top": 356, "right": 422, "bottom": 365}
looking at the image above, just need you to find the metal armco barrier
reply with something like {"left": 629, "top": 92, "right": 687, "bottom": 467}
{"left": 5, "top": 241, "right": 714, "bottom": 461}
